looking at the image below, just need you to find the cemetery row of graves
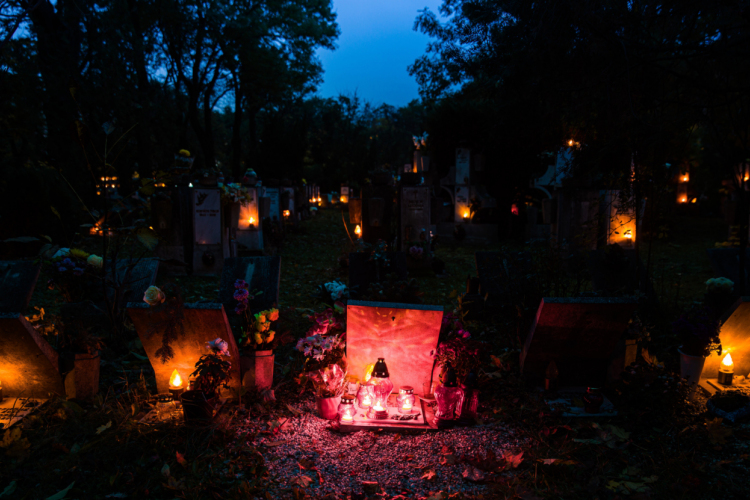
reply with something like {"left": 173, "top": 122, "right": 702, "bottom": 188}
{"left": 1, "top": 151, "right": 749, "bottom": 499}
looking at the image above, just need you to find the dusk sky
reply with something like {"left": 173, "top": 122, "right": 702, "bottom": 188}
{"left": 315, "top": 1, "right": 446, "bottom": 108}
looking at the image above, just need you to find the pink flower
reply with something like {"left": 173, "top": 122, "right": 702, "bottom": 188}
{"left": 207, "top": 338, "right": 230, "bottom": 356}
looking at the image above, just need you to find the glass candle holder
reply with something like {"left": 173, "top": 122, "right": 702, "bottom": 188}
{"left": 338, "top": 395, "right": 357, "bottom": 423}
{"left": 356, "top": 383, "right": 374, "bottom": 410}
{"left": 434, "top": 365, "right": 462, "bottom": 428}
{"left": 367, "top": 358, "right": 393, "bottom": 419}
{"left": 155, "top": 393, "right": 176, "bottom": 421}
{"left": 396, "top": 386, "right": 416, "bottom": 414}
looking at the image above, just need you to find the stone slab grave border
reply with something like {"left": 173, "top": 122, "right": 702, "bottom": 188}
{"left": 218, "top": 256, "right": 281, "bottom": 313}
{"left": 127, "top": 303, "right": 241, "bottom": 395}
{"left": 348, "top": 252, "right": 408, "bottom": 299}
{"left": 346, "top": 300, "right": 443, "bottom": 397}
{"left": 520, "top": 297, "right": 638, "bottom": 387}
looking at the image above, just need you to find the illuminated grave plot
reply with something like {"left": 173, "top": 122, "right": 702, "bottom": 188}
{"left": 127, "top": 303, "right": 241, "bottom": 395}
{"left": 700, "top": 297, "right": 750, "bottom": 395}
{"left": 0, "top": 262, "right": 64, "bottom": 425}
{"left": 219, "top": 256, "right": 281, "bottom": 312}
{"left": 521, "top": 297, "right": 637, "bottom": 387}
{"left": 346, "top": 300, "right": 443, "bottom": 398}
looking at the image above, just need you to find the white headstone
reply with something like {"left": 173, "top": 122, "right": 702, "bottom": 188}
{"left": 456, "top": 148, "right": 471, "bottom": 185}
{"left": 193, "top": 189, "right": 221, "bottom": 244}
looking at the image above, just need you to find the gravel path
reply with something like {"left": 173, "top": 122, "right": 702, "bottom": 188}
{"left": 235, "top": 396, "right": 526, "bottom": 499}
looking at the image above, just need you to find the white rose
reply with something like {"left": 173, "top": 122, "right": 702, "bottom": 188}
{"left": 87, "top": 254, "right": 103, "bottom": 268}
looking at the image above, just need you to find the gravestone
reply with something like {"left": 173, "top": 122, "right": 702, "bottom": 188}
{"left": 105, "top": 258, "right": 160, "bottom": 307}
{"left": 454, "top": 186, "right": 470, "bottom": 223}
{"left": 520, "top": 297, "right": 637, "bottom": 386}
{"left": 346, "top": 300, "right": 443, "bottom": 395}
{"left": 0, "top": 261, "right": 40, "bottom": 313}
{"left": 0, "top": 261, "right": 65, "bottom": 399}
{"left": 218, "top": 256, "right": 281, "bottom": 313}
{"left": 341, "top": 184, "right": 349, "bottom": 203}
{"left": 235, "top": 188, "right": 264, "bottom": 251}
{"left": 127, "top": 303, "right": 241, "bottom": 394}
{"left": 281, "top": 187, "right": 295, "bottom": 220}
{"left": 348, "top": 252, "right": 408, "bottom": 299}
{"left": 455, "top": 148, "right": 471, "bottom": 185}
{"left": 349, "top": 198, "right": 362, "bottom": 224}
{"left": 400, "top": 187, "right": 431, "bottom": 250}
{"left": 262, "top": 187, "right": 281, "bottom": 221}
{"left": 192, "top": 188, "right": 224, "bottom": 274}
{"left": 706, "top": 248, "right": 750, "bottom": 286}
{"left": 154, "top": 187, "right": 192, "bottom": 274}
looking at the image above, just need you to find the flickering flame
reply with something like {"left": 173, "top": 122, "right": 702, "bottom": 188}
{"left": 248, "top": 217, "right": 256, "bottom": 225}
{"left": 624, "top": 229, "right": 632, "bottom": 239}
{"left": 341, "top": 195, "right": 348, "bottom": 203}
{"left": 169, "top": 369, "right": 183, "bottom": 388}
{"left": 691, "top": 198, "right": 697, "bottom": 204}
{"left": 682, "top": 174, "right": 689, "bottom": 182}
{"left": 722, "top": 353, "right": 734, "bottom": 368}
{"left": 373, "top": 403, "right": 384, "bottom": 412}
{"left": 679, "top": 195, "right": 687, "bottom": 203}
{"left": 354, "top": 224, "right": 362, "bottom": 237}
{"left": 745, "top": 174, "right": 749, "bottom": 182}
{"left": 568, "top": 139, "right": 574, "bottom": 147}
{"left": 283, "top": 210, "right": 290, "bottom": 218}
{"left": 463, "top": 210, "right": 470, "bottom": 219}
{"left": 342, "top": 412, "right": 353, "bottom": 422}
{"left": 362, "top": 395, "right": 372, "bottom": 407}
{"left": 317, "top": 197, "right": 321, "bottom": 203}
{"left": 402, "top": 400, "right": 413, "bottom": 411}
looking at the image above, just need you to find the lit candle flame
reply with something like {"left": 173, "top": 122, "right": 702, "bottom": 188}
{"left": 354, "top": 224, "right": 362, "bottom": 237}
{"left": 722, "top": 353, "right": 734, "bottom": 368}
{"left": 680, "top": 196, "right": 687, "bottom": 203}
{"left": 248, "top": 217, "right": 256, "bottom": 225}
{"left": 463, "top": 211, "right": 470, "bottom": 219}
{"left": 342, "top": 412, "right": 353, "bottom": 422}
{"left": 283, "top": 210, "right": 290, "bottom": 218}
{"left": 402, "top": 401, "right": 413, "bottom": 411}
{"left": 362, "top": 395, "right": 372, "bottom": 407}
{"left": 624, "top": 230, "right": 632, "bottom": 239}
{"left": 373, "top": 403, "right": 384, "bottom": 412}
{"left": 682, "top": 175, "right": 688, "bottom": 182}
{"left": 169, "top": 369, "right": 183, "bottom": 388}
{"left": 568, "top": 139, "right": 574, "bottom": 147}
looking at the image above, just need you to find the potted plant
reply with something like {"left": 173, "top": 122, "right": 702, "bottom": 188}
{"left": 672, "top": 306, "right": 722, "bottom": 384}
{"left": 182, "top": 338, "right": 232, "bottom": 423}
{"left": 233, "top": 279, "right": 283, "bottom": 390}
{"left": 432, "top": 313, "right": 481, "bottom": 385}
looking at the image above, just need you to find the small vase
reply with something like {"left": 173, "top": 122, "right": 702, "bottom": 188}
{"left": 679, "top": 349, "right": 706, "bottom": 384}
{"left": 316, "top": 395, "right": 342, "bottom": 420}
{"left": 241, "top": 350, "right": 274, "bottom": 391}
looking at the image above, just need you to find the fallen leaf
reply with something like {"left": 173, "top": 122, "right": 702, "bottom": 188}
{"left": 540, "top": 458, "right": 558, "bottom": 465}
{"left": 96, "top": 421, "right": 112, "bottom": 435}
{"left": 44, "top": 482, "right": 75, "bottom": 500}
{"left": 1, "top": 481, "right": 16, "bottom": 497}
{"left": 462, "top": 465, "right": 485, "bottom": 483}
{"left": 421, "top": 468, "right": 438, "bottom": 481}
{"left": 290, "top": 475, "right": 313, "bottom": 488}
{"left": 176, "top": 451, "right": 187, "bottom": 467}
{"left": 298, "top": 458, "right": 315, "bottom": 470}
{"left": 504, "top": 451, "right": 524, "bottom": 468}
{"left": 286, "top": 404, "right": 302, "bottom": 416}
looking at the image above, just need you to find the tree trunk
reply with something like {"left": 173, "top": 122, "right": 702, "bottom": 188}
{"left": 231, "top": 80, "right": 244, "bottom": 179}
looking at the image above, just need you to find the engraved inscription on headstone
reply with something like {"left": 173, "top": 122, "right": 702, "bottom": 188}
{"left": 401, "top": 187, "right": 431, "bottom": 246}
{"left": 264, "top": 187, "right": 280, "bottom": 221}
{"left": 193, "top": 189, "right": 221, "bottom": 245}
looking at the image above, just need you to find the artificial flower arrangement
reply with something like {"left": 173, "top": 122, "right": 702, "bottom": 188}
{"left": 295, "top": 302, "right": 348, "bottom": 396}
{"left": 220, "top": 183, "right": 253, "bottom": 206}
{"left": 46, "top": 247, "right": 104, "bottom": 302}
{"left": 316, "top": 281, "right": 349, "bottom": 303}
{"left": 432, "top": 312, "right": 481, "bottom": 381}
{"left": 191, "top": 338, "right": 232, "bottom": 397}
{"left": 232, "top": 279, "right": 289, "bottom": 351}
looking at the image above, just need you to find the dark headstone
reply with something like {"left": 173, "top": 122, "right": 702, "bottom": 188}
{"left": 400, "top": 187, "right": 431, "bottom": 249}
{"left": 707, "top": 248, "right": 750, "bottom": 286}
{"left": 349, "top": 199, "right": 362, "bottom": 224}
{"left": 348, "top": 252, "right": 408, "bottom": 299}
{"left": 520, "top": 297, "right": 637, "bottom": 386}
{"left": 219, "top": 256, "right": 281, "bottom": 313}
{"left": 105, "top": 258, "right": 160, "bottom": 306}
{"left": 0, "top": 261, "right": 41, "bottom": 314}
{"left": 127, "top": 302, "right": 241, "bottom": 394}
{"left": 0, "top": 312, "right": 65, "bottom": 398}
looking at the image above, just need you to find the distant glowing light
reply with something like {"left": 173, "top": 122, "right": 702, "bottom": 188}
{"left": 679, "top": 196, "right": 687, "bottom": 203}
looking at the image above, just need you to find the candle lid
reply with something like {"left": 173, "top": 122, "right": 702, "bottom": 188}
{"left": 372, "top": 358, "right": 390, "bottom": 378}
{"left": 341, "top": 395, "right": 355, "bottom": 405}
{"left": 399, "top": 386, "right": 414, "bottom": 394}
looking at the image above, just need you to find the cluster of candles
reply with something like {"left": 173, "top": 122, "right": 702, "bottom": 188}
{"left": 96, "top": 176, "right": 120, "bottom": 196}
{"left": 336, "top": 358, "right": 479, "bottom": 427}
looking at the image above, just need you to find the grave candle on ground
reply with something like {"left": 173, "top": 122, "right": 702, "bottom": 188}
{"left": 169, "top": 369, "right": 185, "bottom": 400}
{"left": 718, "top": 353, "right": 734, "bottom": 385}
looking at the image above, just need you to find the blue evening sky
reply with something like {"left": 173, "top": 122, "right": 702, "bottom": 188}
{"left": 315, "top": 1, "right": 446, "bottom": 108}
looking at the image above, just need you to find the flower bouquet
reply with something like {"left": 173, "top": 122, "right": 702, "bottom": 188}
{"left": 46, "top": 248, "right": 104, "bottom": 302}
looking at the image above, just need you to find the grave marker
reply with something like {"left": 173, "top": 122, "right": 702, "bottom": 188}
{"left": 127, "top": 303, "right": 242, "bottom": 394}
{"left": 400, "top": 187, "right": 431, "bottom": 250}
{"left": 218, "top": 256, "right": 281, "bottom": 313}
{"left": 192, "top": 188, "right": 225, "bottom": 274}
{"left": 520, "top": 297, "right": 637, "bottom": 386}
{"left": 456, "top": 148, "right": 471, "bottom": 185}
{"left": 346, "top": 300, "right": 443, "bottom": 395}
{"left": 235, "top": 187, "right": 264, "bottom": 251}
{"left": 348, "top": 252, "right": 408, "bottom": 299}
